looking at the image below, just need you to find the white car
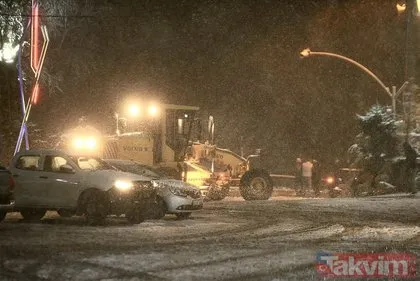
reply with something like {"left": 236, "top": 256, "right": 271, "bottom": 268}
{"left": 0, "top": 149, "right": 157, "bottom": 225}
{"left": 105, "top": 159, "right": 203, "bottom": 219}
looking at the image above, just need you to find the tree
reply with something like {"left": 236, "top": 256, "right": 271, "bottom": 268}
{"left": 0, "top": 0, "right": 29, "bottom": 164}
{"left": 0, "top": 0, "right": 26, "bottom": 63}
{"left": 349, "top": 105, "right": 398, "bottom": 174}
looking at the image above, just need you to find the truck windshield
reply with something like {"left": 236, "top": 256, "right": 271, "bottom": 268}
{"left": 71, "top": 156, "right": 115, "bottom": 171}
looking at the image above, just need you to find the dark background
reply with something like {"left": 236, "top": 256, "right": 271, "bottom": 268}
{"left": 0, "top": 0, "right": 408, "bottom": 172}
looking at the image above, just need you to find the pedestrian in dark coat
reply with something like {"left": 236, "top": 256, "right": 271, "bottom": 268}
{"left": 294, "top": 158, "right": 304, "bottom": 196}
{"left": 312, "top": 160, "right": 321, "bottom": 197}
{"left": 403, "top": 141, "right": 418, "bottom": 194}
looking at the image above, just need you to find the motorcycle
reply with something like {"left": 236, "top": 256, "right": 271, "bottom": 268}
{"left": 323, "top": 174, "right": 343, "bottom": 198}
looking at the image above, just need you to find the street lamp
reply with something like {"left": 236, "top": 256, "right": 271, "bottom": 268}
{"left": 396, "top": 3, "right": 406, "bottom": 13}
{"left": 299, "top": 48, "right": 407, "bottom": 114}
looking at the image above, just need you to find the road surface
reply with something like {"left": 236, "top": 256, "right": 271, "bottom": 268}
{"left": 0, "top": 194, "right": 419, "bottom": 281}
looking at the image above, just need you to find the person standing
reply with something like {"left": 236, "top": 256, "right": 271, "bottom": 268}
{"left": 403, "top": 141, "right": 418, "bottom": 195}
{"left": 312, "top": 160, "right": 321, "bottom": 197}
{"left": 294, "top": 158, "right": 303, "bottom": 196}
{"left": 302, "top": 159, "right": 313, "bottom": 196}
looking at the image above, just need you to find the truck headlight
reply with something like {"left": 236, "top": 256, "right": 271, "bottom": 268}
{"left": 86, "top": 137, "right": 97, "bottom": 149}
{"left": 114, "top": 180, "right": 133, "bottom": 191}
{"left": 71, "top": 136, "right": 98, "bottom": 150}
{"left": 72, "top": 138, "right": 84, "bottom": 149}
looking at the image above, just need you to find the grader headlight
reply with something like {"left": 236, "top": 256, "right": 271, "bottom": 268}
{"left": 72, "top": 137, "right": 84, "bottom": 149}
{"left": 71, "top": 136, "right": 99, "bottom": 151}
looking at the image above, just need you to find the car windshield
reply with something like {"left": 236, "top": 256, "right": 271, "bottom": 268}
{"left": 71, "top": 156, "right": 115, "bottom": 171}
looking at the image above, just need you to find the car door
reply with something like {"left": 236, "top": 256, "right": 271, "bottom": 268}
{"left": 42, "top": 154, "right": 82, "bottom": 208}
{"left": 12, "top": 154, "right": 49, "bottom": 207}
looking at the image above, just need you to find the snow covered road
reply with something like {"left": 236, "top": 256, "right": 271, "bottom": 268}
{"left": 0, "top": 195, "right": 419, "bottom": 280}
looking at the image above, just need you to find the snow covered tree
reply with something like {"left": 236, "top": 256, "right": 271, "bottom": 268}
{"left": 349, "top": 105, "right": 398, "bottom": 174}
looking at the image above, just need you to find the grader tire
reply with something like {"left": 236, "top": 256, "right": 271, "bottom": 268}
{"left": 239, "top": 170, "right": 273, "bottom": 201}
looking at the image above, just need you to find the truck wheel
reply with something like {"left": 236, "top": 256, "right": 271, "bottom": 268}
{"left": 206, "top": 184, "right": 230, "bottom": 201}
{"left": 240, "top": 170, "right": 273, "bottom": 200}
{"left": 57, "top": 209, "right": 75, "bottom": 218}
{"left": 0, "top": 211, "right": 6, "bottom": 222}
{"left": 20, "top": 209, "right": 46, "bottom": 221}
{"left": 84, "top": 191, "right": 108, "bottom": 225}
{"left": 175, "top": 212, "right": 191, "bottom": 219}
{"left": 126, "top": 208, "right": 145, "bottom": 224}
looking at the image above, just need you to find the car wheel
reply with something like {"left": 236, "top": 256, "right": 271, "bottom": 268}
{"left": 0, "top": 211, "right": 6, "bottom": 222}
{"left": 149, "top": 197, "right": 166, "bottom": 219}
{"left": 239, "top": 170, "right": 273, "bottom": 200}
{"left": 175, "top": 212, "right": 191, "bottom": 220}
{"left": 126, "top": 208, "right": 145, "bottom": 224}
{"left": 20, "top": 209, "right": 46, "bottom": 221}
{"left": 85, "top": 192, "right": 108, "bottom": 226}
{"left": 57, "top": 209, "right": 75, "bottom": 218}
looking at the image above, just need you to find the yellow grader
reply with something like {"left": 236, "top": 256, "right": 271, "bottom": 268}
{"left": 60, "top": 104, "right": 274, "bottom": 201}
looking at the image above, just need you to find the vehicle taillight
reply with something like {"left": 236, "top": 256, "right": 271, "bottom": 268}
{"left": 8, "top": 176, "right": 15, "bottom": 192}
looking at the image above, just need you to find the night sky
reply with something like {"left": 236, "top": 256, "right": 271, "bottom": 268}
{"left": 1, "top": 0, "right": 407, "bottom": 171}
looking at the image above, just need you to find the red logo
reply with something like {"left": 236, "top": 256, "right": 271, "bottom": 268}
{"left": 316, "top": 252, "right": 416, "bottom": 278}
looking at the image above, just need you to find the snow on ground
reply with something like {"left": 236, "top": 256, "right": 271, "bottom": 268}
{"left": 292, "top": 194, "right": 420, "bottom": 215}
{"left": 223, "top": 195, "right": 303, "bottom": 202}
{"left": 83, "top": 248, "right": 316, "bottom": 281}
{"left": 342, "top": 225, "right": 420, "bottom": 242}
{"left": 269, "top": 224, "right": 345, "bottom": 241}
{"left": 1, "top": 194, "right": 420, "bottom": 280}
{"left": 245, "top": 218, "right": 309, "bottom": 236}
{"left": 0, "top": 215, "right": 248, "bottom": 248}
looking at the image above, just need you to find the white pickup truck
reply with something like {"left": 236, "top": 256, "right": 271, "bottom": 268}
{"left": 0, "top": 149, "right": 157, "bottom": 225}
{"left": 0, "top": 165, "right": 13, "bottom": 220}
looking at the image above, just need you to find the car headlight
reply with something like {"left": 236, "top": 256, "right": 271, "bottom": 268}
{"left": 114, "top": 180, "right": 133, "bottom": 191}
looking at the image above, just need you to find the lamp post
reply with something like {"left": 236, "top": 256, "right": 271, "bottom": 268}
{"left": 299, "top": 48, "right": 407, "bottom": 114}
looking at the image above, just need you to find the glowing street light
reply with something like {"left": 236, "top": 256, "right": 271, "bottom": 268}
{"left": 299, "top": 48, "right": 407, "bottom": 114}
{"left": 0, "top": 42, "right": 20, "bottom": 63}
{"left": 396, "top": 3, "right": 406, "bottom": 13}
